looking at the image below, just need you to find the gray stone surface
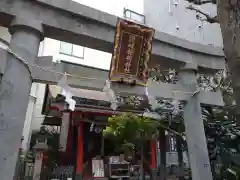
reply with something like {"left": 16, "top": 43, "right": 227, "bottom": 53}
{"left": 0, "top": 0, "right": 225, "bottom": 70}
{"left": 180, "top": 67, "right": 213, "bottom": 180}
{"left": 0, "top": 17, "right": 43, "bottom": 180}
{"left": 0, "top": 48, "right": 7, "bottom": 74}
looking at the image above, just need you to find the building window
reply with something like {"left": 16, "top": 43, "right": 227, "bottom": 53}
{"left": 60, "top": 42, "right": 84, "bottom": 58}
{"left": 123, "top": 8, "right": 145, "bottom": 24}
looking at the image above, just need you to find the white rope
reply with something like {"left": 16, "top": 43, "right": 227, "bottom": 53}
{"left": 6, "top": 48, "right": 107, "bottom": 82}
{"left": 6, "top": 48, "right": 32, "bottom": 79}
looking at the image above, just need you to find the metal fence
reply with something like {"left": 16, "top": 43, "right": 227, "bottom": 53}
{"left": 14, "top": 161, "right": 74, "bottom": 180}
{"left": 44, "top": 165, "right": 74, "bottom": 180}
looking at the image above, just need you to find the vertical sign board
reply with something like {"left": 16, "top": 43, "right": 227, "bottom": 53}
{"left": 109, "top": 19, "right": 154, "bottom": 86}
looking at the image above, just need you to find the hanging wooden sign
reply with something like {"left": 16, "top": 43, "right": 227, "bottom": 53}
{"left": 109, "top": 19, "right": 154, "bottom": 86}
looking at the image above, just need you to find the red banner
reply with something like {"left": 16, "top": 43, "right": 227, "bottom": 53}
{"left": 109, "top": 19, "right": 154, "bottom": 86}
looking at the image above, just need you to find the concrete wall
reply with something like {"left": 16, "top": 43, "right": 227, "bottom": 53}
{"left": 21, "top": 96, "right": 36, "bottom": 151}
{"left": 0, "top": 27, "right": 10, "bottom": 45}
{"left": 144, "top": 0, "right": 222, "bottom": 47}
{"left": 30, "top": 83, "right": 46, "bottom": 132}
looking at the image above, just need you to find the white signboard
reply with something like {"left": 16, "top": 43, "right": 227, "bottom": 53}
{"left": 92, "top": 159, "right": 104, "bottom": 177}
{"left": 166, "top": 152, "right": 179, "bottom": 165}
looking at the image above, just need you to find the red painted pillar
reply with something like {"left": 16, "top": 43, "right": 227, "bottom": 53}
{"left": 150, "top": 140, "right": 156, "bottom": 169}
{"left": 76, "top": 122, "right": 83, "bottom": 177}
{"left": 150, "top": 140, "right": 157, "bottom": 180}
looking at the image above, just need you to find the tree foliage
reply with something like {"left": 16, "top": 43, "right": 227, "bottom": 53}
{"left": 103, "top": 113, "right": 159, "bottom": 153}
{"left": 202, "top": 107, "right": 240, "bottom": 179}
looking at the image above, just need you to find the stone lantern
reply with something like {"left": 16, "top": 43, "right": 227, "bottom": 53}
{"left": 32, "top": 137, "right": 48, "bottom": 180}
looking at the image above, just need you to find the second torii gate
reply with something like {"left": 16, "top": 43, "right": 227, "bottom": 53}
{"left": 0, "top": 50, "right": 222, "bottom": 180}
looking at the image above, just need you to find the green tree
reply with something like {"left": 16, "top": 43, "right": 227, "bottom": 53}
{"left": 103, "top": 113, "right": 159, "bottom": 154}
{"left": 103, "top": 113, "right": 159, "bottom": 179}
{"left": 202, "top": 107, "right": 240, "bottom": 179}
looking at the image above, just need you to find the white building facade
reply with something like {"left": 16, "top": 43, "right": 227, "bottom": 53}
{"left": 144, "top": 0, "right": 222, "bottom": 46}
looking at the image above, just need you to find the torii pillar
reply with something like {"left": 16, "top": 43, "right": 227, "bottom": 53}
{"left": 179, "top": 63, "right": 213, "bottom": 180}
{"left": 0, "top": 17, "right": 43, "bottom": 180}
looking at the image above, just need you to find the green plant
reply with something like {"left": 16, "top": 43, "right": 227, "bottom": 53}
{"left": 103, "top": 113, "right": 159, "bottom": 153}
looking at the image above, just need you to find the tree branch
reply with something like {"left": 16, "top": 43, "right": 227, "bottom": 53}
{"left": 186, "top": 4, "right": 219, "bottom": 23}
{"left": 185, "top": 0, "right": 216, "bottom": 5}
{"left": 158, "top": 123, "right": 183, "bottom": 137}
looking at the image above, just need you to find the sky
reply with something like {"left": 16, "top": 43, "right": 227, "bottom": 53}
{"left": 73, "top": 0, "right": 143, "bottom": 17}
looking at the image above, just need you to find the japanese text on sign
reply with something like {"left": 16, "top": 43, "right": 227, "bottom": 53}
{"left": 124, "top": 35, "right": 136, "bottom": 73}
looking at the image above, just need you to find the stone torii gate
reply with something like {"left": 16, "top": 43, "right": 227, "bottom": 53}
{"left": 0, "top": 0, "right": 225, "bottom": 180}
